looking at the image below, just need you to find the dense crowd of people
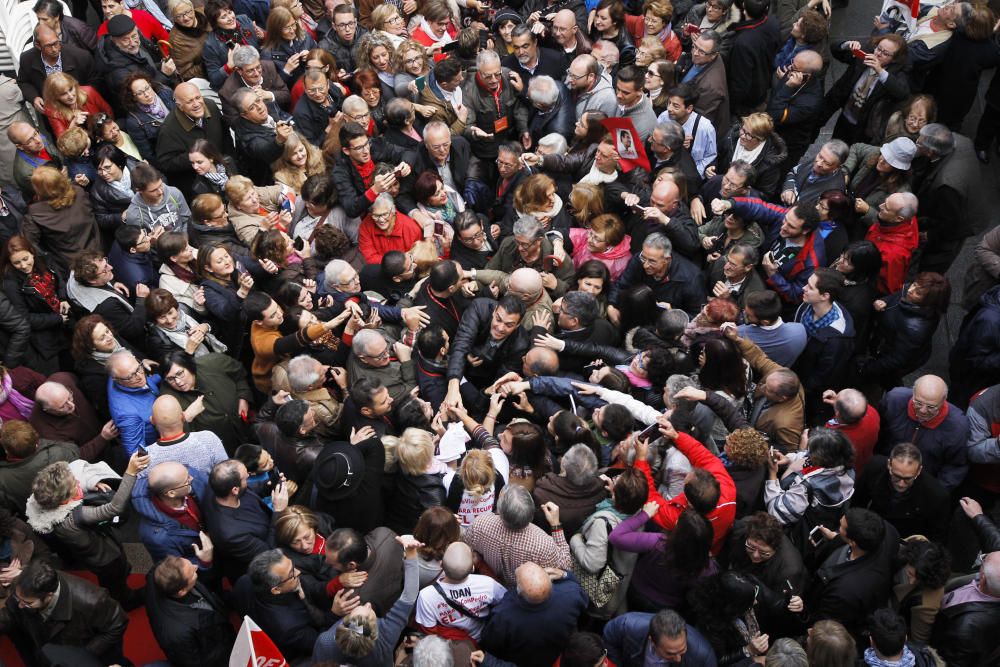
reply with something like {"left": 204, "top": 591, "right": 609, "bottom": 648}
{"left": 0, "top": 0, "right": 999, "bottom": 665}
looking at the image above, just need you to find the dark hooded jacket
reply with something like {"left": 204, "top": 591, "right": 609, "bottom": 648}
{"left": 950, "top": 285, "right": 1000, "bottom": 407}
{"left": 859, "top": 288, "right": 940, "bottom": 388}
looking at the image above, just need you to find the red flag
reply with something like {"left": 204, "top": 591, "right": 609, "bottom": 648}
{"left": 230, "top": 616, "right": 288, "bottom": 667}
{"left": 600, "top": 117, "right": 651, "bottom": 173}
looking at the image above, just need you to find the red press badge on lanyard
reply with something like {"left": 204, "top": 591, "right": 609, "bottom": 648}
{"left": 493, "top": 116, "right": 509, "bottom": 133}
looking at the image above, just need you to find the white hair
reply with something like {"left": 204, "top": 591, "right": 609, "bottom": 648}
{"left": 287, "top": 354, "right": 322, "bottom": 392}
{"left": 527, "top": 75, "right": 559, "bottom": 108}
{"left": 323, "top": 259, "right": 353, "bottom": 291}
{"left": 342, "top": 94, "right": 368, "bottom": 115}
{"left": 538, "top": 133, "right": 568, "bottom": 155}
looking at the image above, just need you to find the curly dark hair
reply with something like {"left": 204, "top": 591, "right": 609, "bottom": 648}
{"left": 689, "top": 571, "right": 760, "bottom": 657}
{"left": 744, "top": 511, "right": 785, "bottom": 551}
{"left": 898, "top": 539, "right": 952, "bottom": 590}
{"left": 120, "top": 71, "right": 167, "bottom": 113}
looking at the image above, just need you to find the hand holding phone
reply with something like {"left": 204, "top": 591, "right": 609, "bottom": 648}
{"left": 636, "top": 421, "right": 660, "bottom": 443}
{"left": 852, "top": 48, "right": 868, "bottom": 61}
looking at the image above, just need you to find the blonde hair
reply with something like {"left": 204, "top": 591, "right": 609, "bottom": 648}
{"left": 371, "top": 4, "right": 401, "bottom": 31}
{"left": 273, "top": 132, "right": 327, "bottom": 193}
{"left": 396, "top": 427, "right": 435, "bottom": 476}
{"left": 459, "top": 449, "right": 495, "bottom": 498}
{"left": 410, "top": 239, "right": 439, "bottom": 276}
{"left": 569, "top": 182, "right": 605, "bottom": 224}
{"left": 381, "top": 435, "right": 400, "bottom": 472}
{"left": 639, "top": 36, "right": 667, "bottom": 61}
{"left": 393, "top": 38, "right": 430, "bottom": 73}
{"left": 742, "top": 112, "right": 774, "bottom": 139}
{"left": 42, "top": 72, "right": 88, "bottom": 122}
{"left": 224, "top": 175, "right": 256, "bottom": 207}
{"left": 31, "top": 461, "right": 77, "bottom": 510}
{"left": 56, "top": 127, "right": 90, "bottom": 158}
{"left": 334, "top": 611, "right": 378, "bottom": 658}
{"left": 31, "top": 166, "right": 77, "bottom": 209}
{"left": 274, "top": 505, "right": 320, "bottom": 547}
{"left": 168, "top": 0, "right": 194, "bottom": 17}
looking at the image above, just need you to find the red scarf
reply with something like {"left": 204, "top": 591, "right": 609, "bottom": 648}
{"left": 26, "top": 270, "right": 60, "bottom": 313}
{"left": 907, "top": 398, "right": 950, "bottom": 429}
{"left": 475, "top": 73, "right": 504, "bottom": 114}
{"left": 152, "top": 495, "right": 203, "bottom": 532}
{"left": 312, "top": 532, "right": 327, "bottom": 555}
{"left": 355, "top": 159, "right": 376, "bottom": 188}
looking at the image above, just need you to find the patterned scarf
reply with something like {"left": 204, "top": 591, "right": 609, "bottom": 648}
{"left": 863, "top": 646, "right": 916, "bottom": 667}
{"left": 203, "top": 163, "right": 229, "bottom": 190}
{"left": 137, "top": 94, "right": 168, "bottom": 121}
{"left": 26, "top": 271, "right": 60, "bottom": 313}
{"left": 799, "top": 303, "right": 839, "bottom": 337}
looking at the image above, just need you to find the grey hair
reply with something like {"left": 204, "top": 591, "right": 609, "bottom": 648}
{"left": 727, "top": 159, "right": 757, "bottom": 185}
{"left": 232, "top": 88, "right": 259, "bottom": 114}
{"left": 528, "top": 75, "right": 560, "bottom": 108}
{"left": 287, "top": 354, "right": 322, "bottom": 392}
{"left": 666, "top": 374, "right": 697, "bottom": 404}
{"left": 822, "top": 139, "right": 849, "bottom": 165}
{"left": 496, "top": 484, "right": 535, "bottom": 530}
{"left": 413, "top": 636, "right": 455, "bottom": 667}
{"left": 247, "top": 549, "right": 287, "bottom": 593}
{"left": 765, "top": 638, "right": 809, "bottom": 667}
{"left": 232, "top": 45, "right": 261, "bottom": 69}
{"left": 537, "top": 133, "right": 567, "bottom": 155}
{"left": 592, "top": 39, "right": 620, "bottom": 63}
{"left": 896, "top": 192, "right": 918, "bottom": 218}
{"left": 656, "top": 120, "right": 685, "bottom": 152}
{"left": 372, "top": 192, "right": 396, "bottom": 212}
{"left": 918, "top": 123, "right": 955, "bottom": 157}
{"left": 512, "top": 215, "right": 543, "bottom": 241}
{"left": 642, "top": 232, "right": 673, "bottom": 256}
{"left": 108, "top": 349, "right": 139, "bottom": 377}
{"left": 477, "top": 49, "right": 501, "bottom": 69}
{"left": 422, "top": 120, "right": 450, "bottom": 142}
{"left": 560, "top": 290, "right": 598, "bottom": 327}
{"left": 561, "top": 443, "right": 598, "bottom": 486}
{"left": 696, "top": 29, "right": 722, "bottom": 51}
{"left": 342, "top": 94, "right": 368, "bottom": 115}
{"left": 324, "top": 259, "right": 353, "bottom": 291}
{"left": 728, "top": 242, "right": 759, "bottom": 265}
{"left": 351, "top": 329, "right": 383, "bottom": 357}
{"left": 650, "top": 609, "right": 687, "bottom": 641}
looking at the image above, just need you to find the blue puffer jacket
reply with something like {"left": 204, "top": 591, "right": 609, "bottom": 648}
{"left": 108, "top": 376, "right": 161, "bottom": 456}
{"left": 132, "top": 467, "right": 212, "bottom": 565}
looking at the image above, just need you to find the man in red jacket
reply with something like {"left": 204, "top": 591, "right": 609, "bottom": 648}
{"left": 822, "top": 387, "right": 881, "bottom": 476}
{"left": 634, "top": 418, "right": 737, "bottom": 555}
{"left": 864, "top": 192, "right": 919, "bottom": 295}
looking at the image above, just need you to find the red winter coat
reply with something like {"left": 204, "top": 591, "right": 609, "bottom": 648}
{"left": 637, "top": 432, "right": 737, "bottom": 555}
{"left": 866, "top": 216, "right": 919, "bottom": 296}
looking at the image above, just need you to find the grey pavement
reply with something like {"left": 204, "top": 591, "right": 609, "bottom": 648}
{"left": 820, "top": 2, "right": 1000, "bottom": 384}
